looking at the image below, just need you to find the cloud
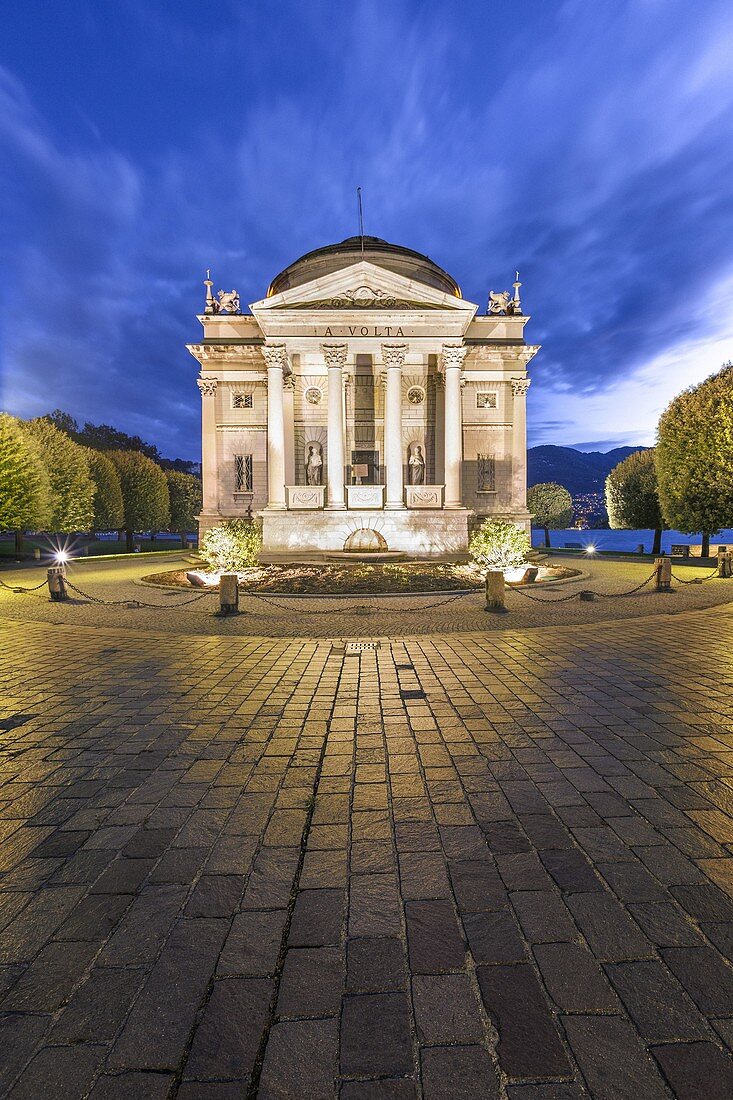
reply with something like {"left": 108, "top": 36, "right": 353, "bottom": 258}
{"left": 1, "top": 0, "right": 733, "bottom": 458}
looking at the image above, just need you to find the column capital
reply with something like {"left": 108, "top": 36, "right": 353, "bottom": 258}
{"left": 283, "top": 373, "right": 296, "bottom": 391}
{"left": 197, "top": 377, "right": 217, "bottom": 397}
{"left": 511, "top": 377, "right": 531, "bottom": 397}
{"left": 441, "top": 344, "right": 467, "bottom": 371}
{"left": 263, "top": 343, "right": 289, "bottom": 372}
{"left": 381, "top": 343, "right": 408, "bottom": 368}
{"left": 321, "top": 343, "right": 348, "bottom": 369}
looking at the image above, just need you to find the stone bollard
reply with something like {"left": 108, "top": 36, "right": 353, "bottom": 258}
{"left": 218, "top": 573, "right": 239, "bottom": 615}
{"left": 485, "top": 570, "right": 506, "bottom": 613}
{"left": 47, "top": 566, "right": 68, "bottom": 602}
{"left": 718, "top": 552, "right": 732, "bottom": 578}
{"left": 655, "top": 555, "right": 673, "bottom": 592}
{"left": 33, "top": 548, "right": 41, "bottom": 561}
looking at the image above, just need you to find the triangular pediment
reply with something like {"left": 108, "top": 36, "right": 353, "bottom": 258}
{"left": 251, "top": 260, "right": 477, "bottom": 316}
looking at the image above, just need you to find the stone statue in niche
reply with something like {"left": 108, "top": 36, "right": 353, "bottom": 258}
{"left": 305, "top": 443, "right": 323, "bottom": 485}
{"left": 409, "top": 444, "right": 426, "bottom": 485}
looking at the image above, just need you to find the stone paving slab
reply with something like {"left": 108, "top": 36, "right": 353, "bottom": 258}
{"left": 0, "top": 605, "right": 732, "bottom": 1097}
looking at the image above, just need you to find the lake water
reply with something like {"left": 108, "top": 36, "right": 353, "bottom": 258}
{"left": 532, "top": 528, "right": 733, "bottom": 554}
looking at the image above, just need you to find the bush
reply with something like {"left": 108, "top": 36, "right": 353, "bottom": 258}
{"left": 200, "top": 519, "right": 262, "bottom": 571}
{"left": 469, "top": 519, "right": 532, "bottom": 571}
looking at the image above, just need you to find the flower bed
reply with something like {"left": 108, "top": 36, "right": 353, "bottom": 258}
{"left": 142, "top": 562, "right": 579, "bottom": 595}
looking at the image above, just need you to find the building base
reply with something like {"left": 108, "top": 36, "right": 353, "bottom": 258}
{"left": 260, "top": 508, "right": 473, "bottom": 559}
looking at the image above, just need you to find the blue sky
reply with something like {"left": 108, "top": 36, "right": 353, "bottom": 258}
{"left": 2, "top": 0, "right": 732, "bottom": 460}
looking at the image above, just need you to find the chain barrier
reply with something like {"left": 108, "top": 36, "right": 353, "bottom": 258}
{"left": 671, "top": 567, "right": 721, "bottom": 585}
{"left": 64, "top": 579, "right": 217, "bottom": 610}
{"left": 2, "top": 561, "right": 726, "bottom": 617}
{"left": 244, "top": 590, "right": 472, "bottom": 615}
{"left": 0, "top": 577, "right": 49, "bottom": 594}
{"left": 505, "top": 568, "right": 659, "bottom": 603}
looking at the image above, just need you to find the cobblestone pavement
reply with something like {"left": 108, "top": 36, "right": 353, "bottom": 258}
{"left": 1, "top": 603, "right": 733, "bottom": 1098}
{"left": 0, "top": 553, "right": 732, "bottom": 637}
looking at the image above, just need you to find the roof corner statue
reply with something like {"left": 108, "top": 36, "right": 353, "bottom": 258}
{"left": 203, "top": 271, "right": 241, "bottom": 315}
{"left": 187, "top": 236, "right": 539, "bottom": 559}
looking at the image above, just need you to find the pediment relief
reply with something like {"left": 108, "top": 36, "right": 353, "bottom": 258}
{"left": 293, "top": 284, "right": 437, "bottom": 311}
{"left": 252, "top": 260, "right": 477, "bottom": 317}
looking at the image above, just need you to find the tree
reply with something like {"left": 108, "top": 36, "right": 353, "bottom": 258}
{"left": 166, "top": 470, "right": 202, "bottom": 546}
{"left": 109, "top": 450, "right": 170, "bottom": 551}
{"left": 25, "top": 417, "right": 95, "bottom": 533}
{"left": 86, "top": 449, "right": 124, "bottom": 531}
{"left": 78, "top": 421, "right": 162, "bottom": 461}
{"left": 0, "top": 414, "right": 51, "bottom": 554}
{"left": 606, "top": 449, "right": 664, "bottom": 554}
{"left": 44, "top": 409, "right": 80, "bottom": 436}
{"left": 527, "top": 482, "right": 573, "bottom": 547}
{"left": 656, "top": 362, "right": 733, "bottom": 557}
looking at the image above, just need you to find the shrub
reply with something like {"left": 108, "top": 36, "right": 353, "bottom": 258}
{"left": 200, "top": 519, "right": 262, "bottom": 572}
{"left": 469, "top": 519, "right": 532, "bottom": 571}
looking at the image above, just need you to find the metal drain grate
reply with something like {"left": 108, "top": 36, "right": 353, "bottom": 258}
{"left": 345, "top": 641, "right": 380, "bottom": 654}
{"left": 400, "top": 689, "right": 426, "bottom": 700}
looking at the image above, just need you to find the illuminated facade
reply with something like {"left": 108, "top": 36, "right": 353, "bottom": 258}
{"left": 187, "top": 237, "right": 539, "bottom": 557}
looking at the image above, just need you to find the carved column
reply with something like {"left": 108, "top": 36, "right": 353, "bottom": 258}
{"left": 441, "top": 345, "right": 467, "bottom": 509}
{"left": 511, "top": 377, "right": 531, "bottom": 510}
{"left": 323, "top": 344, "right": 347, "bottom": 509}
{"left": 263, "top": 345, "right": 289, "bottom": 510}
{"left": 197, "top": 377, "right": 219, "bottom": 515}
{"left": 382, "top": 344, "right": 407, "bottom": 509}
{"left": 283, "top": 373, "right": 296, "bottom": 487}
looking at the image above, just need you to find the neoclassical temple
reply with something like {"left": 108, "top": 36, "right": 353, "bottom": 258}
{"left": 187, "top": 236, "right": 539, "bottom": 557}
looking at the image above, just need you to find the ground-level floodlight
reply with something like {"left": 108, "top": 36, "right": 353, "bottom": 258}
{"left": 484, "top": 569, "right": 506, "bottom": 613}
{"left": 218, "top": 574, "right": 239, "bottom": 615}
{"left": 47, "top": 566, "right": 68, "bottom": 601}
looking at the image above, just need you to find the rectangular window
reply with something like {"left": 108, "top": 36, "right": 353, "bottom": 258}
{"left": 477, "top": 453, "right": 496, "bottom": 492}
{"left": 476, "top": 391, "right": 498, "bottom": 409}
{"left": 231, "top": 392, "right": 253, "bottom": 409}
{"left": 234, "top": 454, "right": 253, "bottom": 492}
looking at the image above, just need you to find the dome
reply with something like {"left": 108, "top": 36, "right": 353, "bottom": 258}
{"left": 268, "top": 236, "right": 461, "bottom": 298}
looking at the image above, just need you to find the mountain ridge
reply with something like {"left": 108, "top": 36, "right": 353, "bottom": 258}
{"left": 527, "top": 445, "right": 648, "bottom": 495}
